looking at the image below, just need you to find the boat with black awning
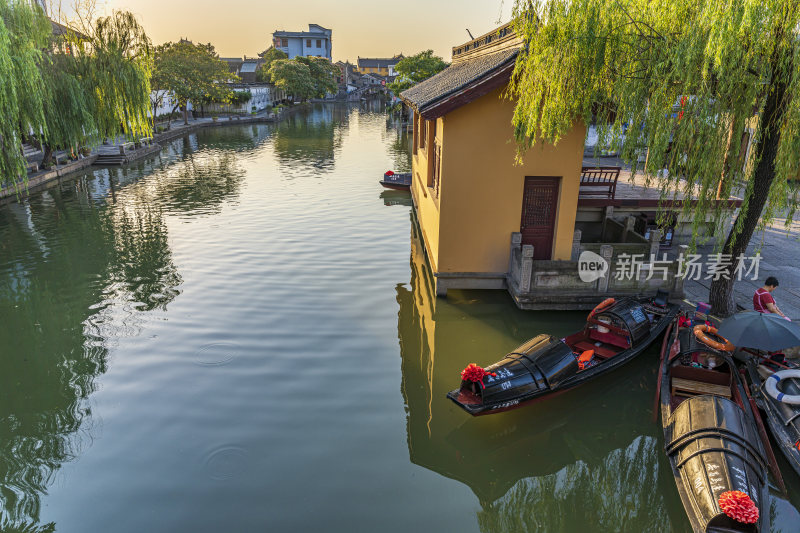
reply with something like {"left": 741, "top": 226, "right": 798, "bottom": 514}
{"left": 658, "top": 324, "right": 771, "bottom": 532}
{"left": 745, "top": 356, "right": 800, "bottom": 479}
{"left": 447, "top": 292, "right": 679, "bottom": 416}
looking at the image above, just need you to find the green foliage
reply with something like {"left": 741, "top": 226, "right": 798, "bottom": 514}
{"left": 295, "top": 56, "right": 338, "bottom": 97}
{"left": 0, "top": 3, "right": 153, "bottom": 191}
{"left": 388, "top": 50, "right": 448, "bottom": 95}
{"left": 153, "top": 40, "right": 237, "bottom": 111}
{"left": 256, "top": 46, "right": 287, "bottom": 82}
{"left": 0, "top": 0, "right": 50, "bottom": 188}
{"left": 268, "top": 59, "right": 315, "bottom": 101}
{"left": 509, "top": 0, "right": 800, "bottom": 313}
{"left": 230, "top": 90, "right": 252, "bottom": 105}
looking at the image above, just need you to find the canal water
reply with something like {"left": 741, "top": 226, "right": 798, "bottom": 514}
{"left": 1, "top": 103, "right": 799, "bottom": 532}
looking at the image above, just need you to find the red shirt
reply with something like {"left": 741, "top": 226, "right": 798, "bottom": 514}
{"left": 754, "top": 288, "right": 775, "bottom": 313}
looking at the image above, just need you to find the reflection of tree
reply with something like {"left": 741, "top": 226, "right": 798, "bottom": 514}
{"left": 385, "top": 119, "right": 412, "bottom": 173}
{"left": 272, "top": 104, "right": 344, "bottom": 172}
{"left": 0, "top": 169, "right": 182, "bottom": 529}
{"left": 397, "top": 215, "right": 677, "bottom": 531}
{"left": 477, "top": 436, "right": 672, "bottom": 532}
{"left": 156, "top": 152, "right": 244, "bottom": 214}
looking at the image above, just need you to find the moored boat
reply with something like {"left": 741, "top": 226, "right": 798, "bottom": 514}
{"left": 446, "top": 292, "right": 679, "bottom": 416}
{"left": 658, "top": 322, "right": 770, "bottom": 532}
{"left": 379, "top": 171, "right": 412, "bottom": 190}
{"left": 745, "top": 356, "right": 800, "bottom": 478}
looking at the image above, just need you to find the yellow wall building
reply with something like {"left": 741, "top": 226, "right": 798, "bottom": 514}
{"left": 357, "top": 55, "right": 403, "bottom": 77}
{"left": 400, "top": 23, "right": 586, "bottom": 297}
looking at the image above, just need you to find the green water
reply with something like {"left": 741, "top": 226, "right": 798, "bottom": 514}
{"left": 1, "top": 103, "right": 799, "bottom": 532}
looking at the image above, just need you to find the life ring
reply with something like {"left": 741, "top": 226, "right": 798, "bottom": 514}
{"left": 693, "top": 324, "right": 735, "bottom": 352}
{"left": 765, "top": 370, "right": 800, "bottom": 405}
{"left": 589, "top": 298, "right": 615, "bottom": 319}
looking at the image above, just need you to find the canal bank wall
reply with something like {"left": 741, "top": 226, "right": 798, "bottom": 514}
{"left": 1, "top": 106, "right": 309, "bottom": 203}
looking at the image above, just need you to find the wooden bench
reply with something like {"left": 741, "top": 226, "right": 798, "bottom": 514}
{"left": 580, "top": 166, "right": 621, "bottom": 199}
{"left": 671, "top": 377, "right": 731, "bottom": 398}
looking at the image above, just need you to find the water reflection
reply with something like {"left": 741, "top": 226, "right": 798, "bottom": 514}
{"left": 272, "top": 104, "right": 347, "bottom": 173}
{"left": 0, "top": 125, "right": 266, "bottom": 530}
{"left": 397, "top": 217, "right": 682, "bottom": 531}
{"left": 0, "top": 181, "right": 179, "bottom": 529}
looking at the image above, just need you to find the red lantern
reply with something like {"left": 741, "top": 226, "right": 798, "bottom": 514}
{"left": 718, "top": 491, "right": 759, "bottom": 524}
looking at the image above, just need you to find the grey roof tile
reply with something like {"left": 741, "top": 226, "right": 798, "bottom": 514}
{"left": 400, "top": 48, "right": 518, "bottom": 113}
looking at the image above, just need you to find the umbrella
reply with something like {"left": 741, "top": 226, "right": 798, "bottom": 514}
{"left": 717, "top": 311, "right": 800, "bottom": 352}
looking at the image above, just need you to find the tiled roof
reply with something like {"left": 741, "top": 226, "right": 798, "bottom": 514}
{"left": 358, "top": 56, "right": 402, "bottom": 69}
{"left": 400, "top": 48, "right": 518, "bottom": 117}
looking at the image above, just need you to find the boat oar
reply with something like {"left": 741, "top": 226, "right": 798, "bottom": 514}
{"left": 652, "top": 321, "right": 674, "bottom": 423}
{"left": 742, "top": 375, "right": 787, "bottom": 495}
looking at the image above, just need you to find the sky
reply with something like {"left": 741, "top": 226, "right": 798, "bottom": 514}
{"left": 100, "top": 0, "right": 514, "bottom": 61}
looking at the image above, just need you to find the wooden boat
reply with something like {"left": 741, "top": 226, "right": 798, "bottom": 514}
{"left": 658, "top": 323, "right": 771, "bottom": 532}
{"left": 447, "top": 293, "right": 679, "bottom": 416}
{"left": 379, "top": 171, "right": 411, "bottom": 190}
{"left": 745, "top": 356, "right": 800, "bottom": 478}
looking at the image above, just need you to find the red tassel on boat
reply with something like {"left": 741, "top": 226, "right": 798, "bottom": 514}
{"left": 460, "top": 364, "right": 496, "bottom": 389}
{"left": 718, "top": 491, "right": 759, "bottom": 524}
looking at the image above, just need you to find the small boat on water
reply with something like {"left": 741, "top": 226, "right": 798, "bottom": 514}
{"left": 380, "top": 171, "right": 412, "bottom": 190}
{"left": 745, "top": 356, "right": 800, "bottom": 478}
{"left": 658, "top": 322, "right": 771, "bottom": 532}
{"left": 447, "top": 292, "right": 679, "bottom": 416}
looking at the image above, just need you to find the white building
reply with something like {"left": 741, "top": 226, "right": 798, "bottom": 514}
{"left": 272, "top": 24, "right": 332, "bottom": 60}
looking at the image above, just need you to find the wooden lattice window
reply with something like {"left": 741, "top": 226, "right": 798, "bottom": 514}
{"left": 431, "top": 143, "right": 442, "bottom": 197}
{"left": 419, "top": 118, "right": 427, "bottom": 151}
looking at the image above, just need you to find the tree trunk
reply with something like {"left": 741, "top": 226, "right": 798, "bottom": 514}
{"left": 182, "top": 105, "right": 188, "bottom": 125}
{"left": 709, "top": 77, "right": 787, "bottom": 317}
{"left": 168, "top": 104, "right": 180, "bottom": 130}
{"left": 716, "top": 119, "right": 737, "bottom": 200}
{"left": 41, "top": 143, "right": 54, "bottom": 169}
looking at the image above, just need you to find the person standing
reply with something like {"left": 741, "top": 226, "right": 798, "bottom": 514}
{"left": 753, "top": 277, "right": 787, "bottom": 318}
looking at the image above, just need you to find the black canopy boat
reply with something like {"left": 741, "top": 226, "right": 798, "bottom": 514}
{"left": 447, "top": 292, "right": 679, "bottom": 416}
{"left": 379, "top": 171, "right": 412, "bottom": 190}
{"left": 745, "top": 356, "right": 800, "bottom": 478}
{"left": 658, "top": 323, "right": 772, "bottom": 532}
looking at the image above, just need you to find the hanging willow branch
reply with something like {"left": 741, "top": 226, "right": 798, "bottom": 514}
{"left": 508, "top": 0, "right": 800, "bottom": 315}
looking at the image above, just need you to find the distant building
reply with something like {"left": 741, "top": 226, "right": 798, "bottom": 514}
{"left": 272, "top": 24, "right": 332, "bottom": 60}
{"left": 222, "top": 57, "right": 264, "bottom": 84}
{"left": 357, "top": 55, "right": 404, "bottom": 76}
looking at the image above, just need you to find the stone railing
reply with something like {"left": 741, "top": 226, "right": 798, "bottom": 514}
{"left": 507, "top": 229, "right": 685, "bottom": 310}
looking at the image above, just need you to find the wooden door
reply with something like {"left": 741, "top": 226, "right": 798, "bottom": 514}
{"left": 520, "top": 177, "right": 560, "bottom": 259}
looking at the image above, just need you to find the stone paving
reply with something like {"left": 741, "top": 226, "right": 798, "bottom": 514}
{"left": 583, "top": 155, "right": 800, "bottom": 319}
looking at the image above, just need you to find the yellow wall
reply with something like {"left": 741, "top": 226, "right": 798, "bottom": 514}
{"left": 410, "top": 112, "right": 442, "bottom": 271}
{"left": 412, "top": 86, "right": 586, "bottom": 276}
{"left": 358, "top": 66, "right": 389, "bottom": 76}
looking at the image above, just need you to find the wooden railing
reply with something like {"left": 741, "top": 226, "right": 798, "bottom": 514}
{"left": 580, "top": 166, "right": 621, "bottom": 199}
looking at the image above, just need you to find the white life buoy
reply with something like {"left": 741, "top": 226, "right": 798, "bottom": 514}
{"left": 765, "top": 369, "right": 800, "bottom": 405}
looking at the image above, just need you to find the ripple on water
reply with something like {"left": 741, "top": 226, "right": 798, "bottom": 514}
{"left": 193, "top": 342, "right": 240, "bottom": 366}
{"left": 203, "top": 445, "right": 250, "bottom": 481}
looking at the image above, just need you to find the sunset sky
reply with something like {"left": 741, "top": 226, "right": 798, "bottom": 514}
{"left": 101, "top": 0, "right": 514, "bottom": 61}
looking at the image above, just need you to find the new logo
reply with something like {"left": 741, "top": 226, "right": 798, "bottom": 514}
{"left": 578, "top": 251, "right": 609, "bottom": 282}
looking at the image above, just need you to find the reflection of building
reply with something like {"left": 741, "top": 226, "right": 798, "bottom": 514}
{"left": 397, "top": 219, "right": 676, "bottom": 528}
{"left": 272, "top": 24, "right": 332, "bottom": 60}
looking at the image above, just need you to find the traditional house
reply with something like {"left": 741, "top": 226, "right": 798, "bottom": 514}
{"left": 357, "top": 55, "right": 403, "bottom": 76}
{"left": 272, "top": 24, "right": 332, "bottom": 60}
{"left": 400, "top": 22, "right": 724, "bottom": 309}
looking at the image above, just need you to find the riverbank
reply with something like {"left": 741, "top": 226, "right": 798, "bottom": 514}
{"left": 1, "top": 107, "right": 301, "bottom": 203}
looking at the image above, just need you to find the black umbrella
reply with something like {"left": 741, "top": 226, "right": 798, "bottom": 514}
{"left": 717, "top": 311, "right": 800, "bottom": 352}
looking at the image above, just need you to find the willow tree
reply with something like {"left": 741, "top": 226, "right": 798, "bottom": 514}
{"left": 0, "top": 0, "right": 50, "bottom": 189}
{"left": 508, "top": 0, "right": 800, "bottom": 316}
{"left": 0, "top": 3, "right": 152, "bottom": 190}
